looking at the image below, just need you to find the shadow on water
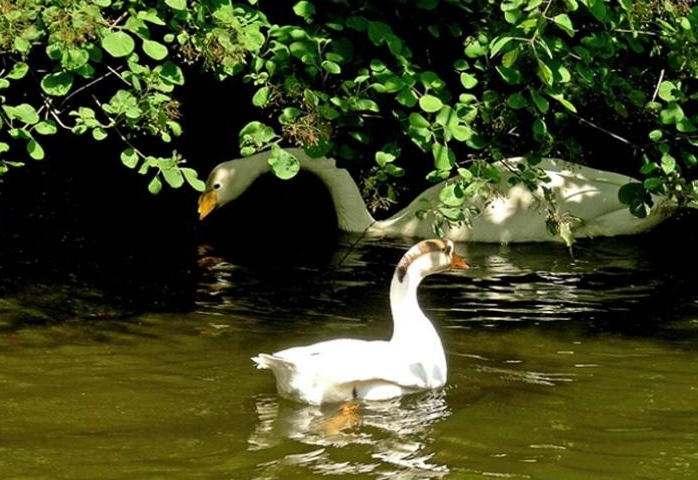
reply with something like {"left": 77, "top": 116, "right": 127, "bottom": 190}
{"left": 196, "top": 228, "right": 698, "bottom": 344}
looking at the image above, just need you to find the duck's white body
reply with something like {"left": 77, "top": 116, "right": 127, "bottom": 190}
{"left": 252, "top": 239, "right": 467, "bottom": 405}
{"left": 199, "top": 148, "right": 672, "bottom": 243}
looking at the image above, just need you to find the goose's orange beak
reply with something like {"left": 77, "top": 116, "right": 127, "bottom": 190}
{"left": 197, "top": 190, "right": 218, "bottom": 220}
{"left": 450, "top": 253, "right": 469, "bottom": 270}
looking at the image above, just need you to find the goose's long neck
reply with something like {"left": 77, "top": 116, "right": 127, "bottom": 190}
{"left": 389, "top": 272, "right": 439, "bottom": 345}
{"left": 290, "top": 150, "right": 376, "bottom": 233}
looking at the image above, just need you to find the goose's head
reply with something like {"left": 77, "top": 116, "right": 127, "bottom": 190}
{"left": 395, "top": 239, "right": 469, "bottom": 283}
{"left": 197, "top": 159, "right": 259, "bottom": 220}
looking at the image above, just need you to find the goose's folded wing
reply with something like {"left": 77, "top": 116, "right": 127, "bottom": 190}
{"left": 271, "top": 338, "right": 430, "bottom": 389}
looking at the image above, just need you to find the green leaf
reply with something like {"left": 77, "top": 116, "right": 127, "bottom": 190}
{"left": 489, "top": 36, "right": 513, "bottom": 57}
{"left": 457, "top": 167, "right": 473, "bottom": 182}
{"left": 138, "top": 9, "right": 166, "bottom": 25}
{"left": 396, "top": 88, "right": 417, "bottom": 107}
{"left": 660, "top": 102, "right": 684, "bottom": 125}
{"left": 62, "top": 48, "right": 90, "bottom": 70}
{"left": 682, "top": 152, "right": 697, "bottom": 168}
{"left": 419, "top": 95, "right": 443, "bottom": 113}
{"left": 27, "top": 140, "right": 44, "bottom": 160}
{"left": 676, "top": 117, "right": 696, "bottom": 133}
{"left": 375, "top": 151, "right": 396, "bottom": 166}
{"left": 409, "top": 112, "right": 431, "bottom": 129}
{"left": 439, "top": 184, "right": 464, "bottom": 207}
{"left": 158, "top": 61, "right": 185, "bottom": 85}
{"left": 464, "top": 40, "right": 487, "bottom": 58}
{"left": 121, "top": 148, "right": 139, "bottom": 168}
{"left": 321, "top": 60, "right": 341, "bottom": 74}
{"left": 537, "top": 59, "right": 554, "bottom": 86}
{"left": 101, "top": 31, "right": 135, "bottom": 58}
{"left": 502, "top": 48, "right": 519, "bottom": 68}
{"left": 142, "top": 39, "right": 168, "bottom": 60}
{"left": 165, "top": 0, "right": 186, "bottom": 10}
{"left": 385, "top": 164, "right": 404, "bottom": 177}
{"left": 34, "top": 120, "right": 57, "bottom": 135}
{"left": 7, "top": 62, "right": 29, "bottom": 80}
{"left": 585, "top": 0, "right": 608, "bottom": 22}
{"left": 41, "top": 72, "right": 73, "bottom": 97}
{"left": 532, "top": 118, "right": 548, "bottom": 141}
{"left": 293, "top": 1, "right": 315, "bottom": 19}
{"left": 367, "top": 21, "right": 394, "bottom": 46}
{"left": 252, "top": 86, "right": 270, "bottom": 107}
{"left": 658, "top": 81, "right": 678, "bottom": 102}
{"left": 148, "top": 175, "right": 163, "bottom": 194}
{"left": 529, "top": 89, "right": 549, "bottom": 113}
{"left": 14, "top": 37, "right": 31, "bottom": 54}
{"left": 431, "top": 142, "right": 454, "bottom": 170}
{"left": 92, "top": 128, "right": 108, "bottom": 141}
{"left": 239, "top": 121, "right": 277, "bottom": 148}
{"left": 548, "top": 93, "right": 577, "bottom": 112}
{"left": 3, "top": 104, "right": 39, "bottom": 125}
{"left": 162, "top": 167, "right": 184, "bottom": 188}
{"left": 181, "top": 167, "right": 205, "bottom": 191}
{"left": 506, "top": 92, "right": 527, "bottom": 109}
{"left": 460, "top": 72, "right": 478, "bottom": 89}
{"left": 420, "top": 72, "right": 442, "bottom": 88}
{"left": 618, "top": 182, "right": 645, "bottom": 206}
{"left": 644, "top": 176, "right": 663, "bottom": 191}
{"left": 451, "top": 124, "right": 473, "bottom": 142}
{"left": 552, "top": 14, "right": 575, "bottom": 36}
{"left": 354, "top": 98, "right": 379, "bottom": 112}
{"left": 661, "top": 153, "right": 676, "bottom": 174}
{"left": 268, "top": 146, "right": 300, "bottom": 180}
{"left": 648, "top": 130, "right": 663, "bottom": 142}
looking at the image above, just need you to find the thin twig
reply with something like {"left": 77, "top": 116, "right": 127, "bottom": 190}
{"left": 60, "top": 68, "right": 123, "bottom": 108}
{"left": 571, "top": 113, "right": 634, "bottom": 146}
{"left": 49, "top": 108, "right": 72, "bottom": 130}
{"left": 651, "top": 69, "right": 665, "bottom": 103}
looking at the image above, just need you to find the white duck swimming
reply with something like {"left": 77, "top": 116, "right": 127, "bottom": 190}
{"left": 252, "top": 238, "right": 468, "bottom": 405}
{"left": 198, "top": 148, "right": 672, "bottom": 243}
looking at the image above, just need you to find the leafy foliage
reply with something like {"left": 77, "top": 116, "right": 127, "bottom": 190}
{"left": 0, "top": 0, "right": 696, "bottom": 237}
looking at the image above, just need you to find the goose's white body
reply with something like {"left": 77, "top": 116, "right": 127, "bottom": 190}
{"left": 198, "top": 148, "right": 673, "bottom": 243}
{"left": 252, "top": 239, "right": 467, "bottom": 405}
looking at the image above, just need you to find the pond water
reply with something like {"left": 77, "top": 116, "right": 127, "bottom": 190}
{"left": 1, "top": 234, "right": 697, "bottom": 479}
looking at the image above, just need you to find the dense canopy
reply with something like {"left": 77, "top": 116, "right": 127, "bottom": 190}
{"left": 0, "top": 0, "right": 696, "bottom": 238}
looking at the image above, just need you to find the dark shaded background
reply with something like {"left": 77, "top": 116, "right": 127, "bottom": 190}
{"left": 1, "top": 70, "right": 695, "bottom": 314}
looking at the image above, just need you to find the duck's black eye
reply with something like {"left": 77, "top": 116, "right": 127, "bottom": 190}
{"left": 213, "top": 183, "right": 221, "bottom": 190}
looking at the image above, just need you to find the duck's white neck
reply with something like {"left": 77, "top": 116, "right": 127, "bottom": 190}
{"left": 389, "top": 271, "right": 441, "bottom": 346}
{"left": 291, "top": 150, "right": 378, "bottom": 233}
{"left": 235, "top": 149, "right": 378, "bottom": 233}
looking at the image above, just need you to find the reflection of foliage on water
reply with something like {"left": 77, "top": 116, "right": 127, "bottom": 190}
{"left": 249, "top": 390, "right": 451, "bottom": 478}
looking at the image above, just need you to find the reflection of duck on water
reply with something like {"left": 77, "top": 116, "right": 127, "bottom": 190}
{"left": 248, "top": 391, "right": 451, "bottom": 477}
{"left": 198, "top": 148, "right": 672, "bottom": 243}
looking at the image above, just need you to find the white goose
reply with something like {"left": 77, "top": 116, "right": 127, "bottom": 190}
{"left": 252, "top": 238, "right": 468, "bottom": 405}
{"left": 198, "top": 148, "right": 672, "bottom": 243}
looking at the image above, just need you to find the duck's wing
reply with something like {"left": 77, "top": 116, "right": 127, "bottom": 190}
{"left": 262, "top": 338, "right": 431, "bottom": 389}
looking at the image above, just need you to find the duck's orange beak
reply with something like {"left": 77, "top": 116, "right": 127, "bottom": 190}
{"left": 197, "top": 190, "right": 218, "bottom": 220}
{"left": 450, "top": 252, "right": 469, "bottom": 270}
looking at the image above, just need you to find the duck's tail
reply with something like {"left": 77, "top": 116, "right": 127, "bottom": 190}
{"left": 251, "top": 353, "right": 276, "bottom": 369}
{"left": 252, "top": 353, "right": 296, "bottom": 373}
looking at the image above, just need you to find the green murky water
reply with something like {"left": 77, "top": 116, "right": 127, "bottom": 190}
{"left": 1, "top": 236, "right": 697, "bottom": 479}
